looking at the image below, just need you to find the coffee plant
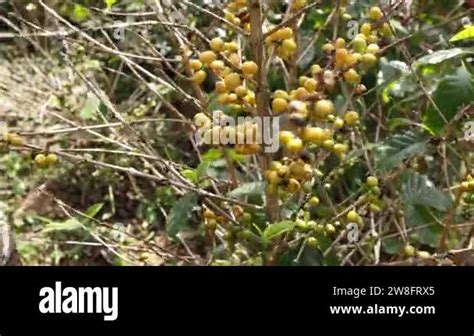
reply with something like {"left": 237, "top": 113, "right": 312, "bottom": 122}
{"left": 0, "top": 0, "right": 473, "bottom": 265}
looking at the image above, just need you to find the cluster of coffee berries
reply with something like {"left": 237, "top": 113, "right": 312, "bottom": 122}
{"left": 460, "top": 175, "right": 474, "bottom": 193}
{"left": 403, "top": 244, "right": 431, "bottom": 260}
{"left": 264, "top": 157, "right": 315, "bottom": 194}
{"left": 265, "top": 27, "right": 297, "bottom": 59}
{"left": 460, "top": 175, "right": 474, "bottom": 204}
{"left": 223, "top": 0, "right": 251, "bottom": 31}
{"left": 193, "top": 111, "right": 261, "bottom": 155}
{"left": 34, "top": 153, "right": 58, "bottom": 169}
{"left": 365, "top": 175, "right": 383, "bottom": 213}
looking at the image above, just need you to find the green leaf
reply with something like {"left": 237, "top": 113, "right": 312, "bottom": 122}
{"left": 400, "top": 172, "right": 452, "bottom": 211}
{"left": 450, "top": 25, "right": 474, "bottom": 43}
{"left": 43, "top": 218, "right": 82, "bottom": 233}
{"left": 71, "top": 4, "right": 90, "bottom": 22}
{"left": 196, "top": 161, "right": 210, "bottom": 179}
{"left": 423, "top": 65, "right": 474, "bottom": 134}
{"left": 181, "top": 169, "right": 197, "bottom": 183}
{"left": 202, "top": 148, "right": 223, "bottom": 161}
{"left": 84, "top": 203, "right": 104, "bottom": 218}
{"left": 382, "top": 237, "right": 403, "bottom": 255}
{"left": 228, "top": 182, "right": 265, "bottom": 198}
{"left": 79, "top": 95, "right": 101, "bottom": 120}
{"left": 263, "top": 220, "right": 295, "bottom": 241}
{"left": 167, "top": 193, "right": 198, "bottom": 238}
{"left": 375, "top": 131, "right": 427, "bottom": 170}
{"left": 412, "top": 48, "right": 469, "bottom": 68}
{"left": 104, "top": 0, "right": 118, "bottom": 9}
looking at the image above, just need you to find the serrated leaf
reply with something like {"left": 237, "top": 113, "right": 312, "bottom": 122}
{"left": 167, "top": 193, "right": 198, "bottom": 238}
{"left": 450, "top": 25, "right": 474, "bottom": 43}
{"left": 79, "top": 95, "right": 100, "bottom": 120}
{"left": 423, "top": 65, "right": 474, "bottom": 134}
{"left": 400, "top": 172, "right": 452, "bottom": 211}
{"left": 263, "top": 220, "right": 295, "bottom": 241}
{"left": 412, "top": 48, "right": 469, "bottom": 68}
{"left": 375, "top": 131, "right": 427, "bottom": 170}
{"left": 228, "top": 182, "right": 265, "bottom": 198}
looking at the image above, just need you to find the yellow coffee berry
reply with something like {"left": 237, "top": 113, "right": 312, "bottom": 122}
{"left": 210, "top": 60, "right": 225, "bottom": 74}
{"left": 227, "top": 93, "right": 238, "bottom": 103}
{"left": 403, "top": 244, "right": 416, "bottom": 257}
{"left": 367, "top": 34, "right": 379, "bottom": 44}
{"left": 266, "top": 170, "right": 280, "bottom": 184}
{"left": 302, "top": 127, "right": 326, "bottom": 144}
{"left": 381, "top": 23, "right": 393, "bottom": 38}
{"left": 286, "top": 137, "right": 303, "bottom": 152}
{"left": 333, "top": 117, "right": 344, "bottom": 129}
{"left": 366, "top": 176, "right": 379, "bottom": 188}
{"left": 417, "top": 251, "right": 431, "bottom": 259}
{"left": 224, "top": 72, "right": 241, "bottom": 91}
{"left": 45, "top": 153, "right": 58, "bottom": 165}
{"left": 203, "top": 209, "right": 216, "bottom": 219}
{"left": 304, "top": 78, "right": 318, "bottom": 92}
{"left": 361, "top": 53, "right": 378, "bottom": 67}
{"left": 352, "top": 36, "right": 367, "bottom": 53}
{"left": 333, "top": 143, "right": 348, "bottom": 155}
{"left": 287, "top": 178, "right": 301, "bottom": 193}
{"left": 335, "top": 48, "right": 348, "bottom": 68}
{"left": 360, "top": 23, "right": 372, "bottom": 37}
{"left": 292, "top": 0, "right": 307, "bottom": 10}
{"left": 344, "top": 68, "right": 361, "bottom": 84}
{"left": 323, "top": 43, "right": 335, "bottom": 53}
{"left": 199, "top": 50, "right": 217, "bottom": 65}
{"left": 189, "top": 59, "right": 202, "bottom": 71}
{"left": 308, "top": 196, "right": 320, "bottom": 206}
{"left": 235, "top": 86, "right": 248, "bottom": 98}
{"left": 369, "top": 6, "right": 383, "bottom": 21}
{"left": 192, "top": 70, "right": 207, "bottom": 85}
{"left": 217, "top": 93, "right": 229, "bottom": 104}
{"left": 314, "top": 100, "right": 335, "bottom": 119}
{"left": 228, "top": 53, "right": 241, "bottom": 67}
{"left": 311, "top": 64, "right": 322, "bottom": 75}
{"left": 366, "top": 43, "right": 380, "bottom": 54}
{"left": 215, "top": 81, "right": 227, "bottom": 93}
{"left": 274, "top": 27, "right": 293, "bottom": 40}
{"left": 274, "top": 90, "right": 289, "bottom": 100}
{"left": 334, "top": 37, "right": 346, "bottom": 49}
{"left": 344, "top": 111, "right": 359, "bottom": 125}
{"left": 279, "top": 131, "right": 294, "bottom": 145}
{"left": 34, "top": 153, "right": 48, "bottom": 168}
{"left": 347, "top": 210, "right": 359, "bottom": 222}
{"left": 244, "top": 92, "right": 256, "bottom": 105}
{"left": 7, "top": 133, "right": 23, "bottom": 146}
{"left": 225, "top": 41, "right": 239, "bottom": 52}
{"left": 241, "top": 61, "right": 258, "bottom": 76}
{"left": 210, "top": 37, "right": 224, "bottom": 52}
{"left": 272, "top": 98, "right": 288, "bottom": 114}
{"left": 282, "top": 38, "right": 298, "bottom": 54}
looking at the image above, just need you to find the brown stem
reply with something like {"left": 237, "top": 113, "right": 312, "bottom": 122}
{"left": 247, "top": 0, "right": 279, "bottom": 224}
